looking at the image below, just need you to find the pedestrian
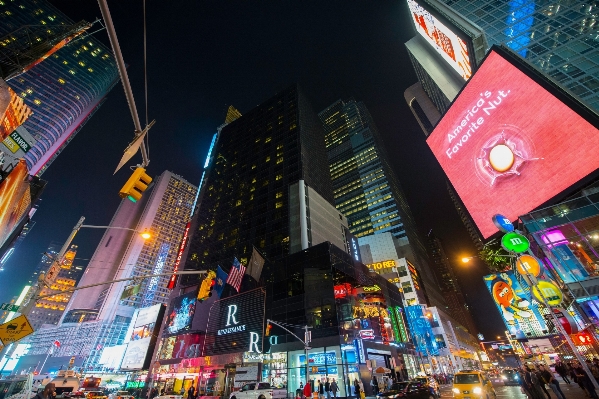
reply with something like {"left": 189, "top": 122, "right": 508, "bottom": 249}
{"left": 525, "top": 366, "right": 545, "bottom": 399}
{"left": 576, "top": 362, "right": 599, "bottom": 399}
{"left": 34, "top": 383, "right": 56, "bottom": 399}
{"left": 588, "top": 360, "right": 599, "bottom": 383}
{"left": 518, "top": 368, "right": 533, "bottom": 399}
{"left": 539, "top": 364, "right": 566, "bottom": 399}
{"left": 303, "top": 381, "right": 312, "bottom": 399}
{"left": 331, "top": 379, "right": 338, "bottom": 398}
{"left": 555, "top": 361, "right": 571, "bottom": 384}
{"left": 358, "top": 380, "right": 365, "bottom": 399}
{"left": 325, "top": 378, "right": 331, "bottom": 399}
{"left": 354, "top": 379, "right": 360, "bottom": 397}
{"left": 318, "top": 380, "right": 325, "bottom": 399}
{"left": 371, "top": 376, "right": 379, "bottom": 395}
{"left": 187, "top": 384, "right": 195, "bottom": 399}
{"left": 534, "top": 366, "right": 551, "bottom": 399}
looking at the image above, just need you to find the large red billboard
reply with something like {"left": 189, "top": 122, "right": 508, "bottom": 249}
{"left": 427, "top": 49, "right": 599, "bottom": 238}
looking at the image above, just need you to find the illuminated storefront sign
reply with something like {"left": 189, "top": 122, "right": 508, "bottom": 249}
{"left": 353, "top": 305, "right": 388, "bottom": 319}
{"left": 354, "top": 339, "right": 365, "bottom": 364}
{"left": 359, "top": 329, "right": 375, "bottom": 340}
{"left": 167, "top": 222, "right": 191, "bottom": 289}
{"left": 352, "top": 238, "right": 360, "bottom": 261}
{"left": 484, "top": 271, "right": 549, "bottom": 339}
{"left": 426, "top": 48, "right": 599, "bottom": 238}
{"left": 366, "top": 260, "right": 396, "bottom": 271}
{"left": 205, "top": 288, "right": 266, "bottom": 356}
{"left": 363, "top": 285, "right": 381, "bottom": 292}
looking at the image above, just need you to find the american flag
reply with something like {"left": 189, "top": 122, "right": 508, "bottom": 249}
{"left": 226, "top": 257, "right": 246, "bottom": 292}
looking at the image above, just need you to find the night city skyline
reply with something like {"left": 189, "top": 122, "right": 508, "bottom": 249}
{"left": 1, "top": 1, "right": 502, "bottom": 338}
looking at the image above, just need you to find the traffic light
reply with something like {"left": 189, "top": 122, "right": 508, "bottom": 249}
{"left": 119, "top": 167, "right": 152, "bottom": 202}
{"left": 197, "top": 270, "right": 216, "bottom": 301}
{"left": 265, "top": 322, "right": 272, "bottom": 336}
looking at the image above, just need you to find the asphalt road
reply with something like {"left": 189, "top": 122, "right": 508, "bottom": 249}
{"left": 439, "top": 381, "right": 588, "bottom": 399}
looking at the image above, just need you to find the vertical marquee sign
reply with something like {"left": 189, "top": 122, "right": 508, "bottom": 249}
{"left": 203, "top": 288, "right": 266, "bottom": 356}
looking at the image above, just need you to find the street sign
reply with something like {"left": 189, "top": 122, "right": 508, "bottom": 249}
{"left": 0, "top": 314, "right": 34, "bottom": 343}
{"left": 532, "top": 280, "right": 563, "bottom": 306}
{"left": 44, "top": 262, "right": 61, "bottom": 286}
{"left": 0, "top": 303, "right": 20, "bottom": 312}
{"left": 492, "top": 214, "right": 515, "bottom": 233}
{"left": 501, "top": 232, "right": 530, "bottom": 253}
{"left": 515, "top": 255, "right": 542, "bottom": 278}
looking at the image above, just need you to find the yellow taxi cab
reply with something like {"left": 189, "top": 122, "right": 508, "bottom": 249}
{"left": 452, "top": 370, "right": 497, "bottom": 399}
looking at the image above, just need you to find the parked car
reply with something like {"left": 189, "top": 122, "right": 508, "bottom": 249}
{"left": 377, "top": 382, "right": 434, "bottom": 399}
{"left": 412, "top": 377, "right": 440, "bottom": 398}
{"left": 229, "top": 382, "right": 286, "bottom": 399}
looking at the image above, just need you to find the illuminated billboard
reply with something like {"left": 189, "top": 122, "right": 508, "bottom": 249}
{"left": 121, "top": 304, "right": 165, "bottom": 370}
{"left": 407, "top": 0, "right": 472, "bottom": 80}
{"left": 0, "top": 160, "right": 32, "bottom": 248}
{"left": 204, "top": 288, "right": 265, "bottom": 356}
{"left": 164, "top": 291, "right": 197, "bottom": 336}
{"left": 426, "top": 47, "right": 599, "bottom": 238}
{"left": 484, "top": 271, "right": 548, "bottom": 339}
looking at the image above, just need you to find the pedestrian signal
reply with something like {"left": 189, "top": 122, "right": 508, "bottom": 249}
{"left": 119, "top": 167, "right": 152, "bottom": 202}
{"left": 265, "top": 323, "right": 272, "bottom": 336}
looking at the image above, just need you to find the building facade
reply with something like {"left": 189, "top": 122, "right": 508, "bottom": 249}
{"left": 182, "top": 85, "right": 334, "bottom": 284}
{"left": 0, "top": 0, "right": 119, "bottom": 176}
{"left": 27, "top": 244, "right": 83, "bottom": 330}
{"left": 426, "top": 231, "right": 478, "bottom": 334}
{"left": 439, "top": 0, "right": 599, "bottom": 113}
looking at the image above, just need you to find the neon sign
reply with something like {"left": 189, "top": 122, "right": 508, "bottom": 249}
{"left": 366, "top": 260, "right": 396, "bottom": 270}
{"left": 167, "top": 222, "right": 190, "bottom": 289}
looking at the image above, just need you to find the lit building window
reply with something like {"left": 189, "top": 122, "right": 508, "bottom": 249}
{"left": 265, "top": 137, "right": 271, "bottom": 143}
{"left": 33, "top": 99, "right": 41, "bottom": 105}
{"left": 276, "top": 157, "right": 283, "bottom": 164}
{"left": 276, "top": 174, "right": 283, "bottom": 181}
{"left": 58, "top": 78, "right": 66, "bottom": 84}
{"left": 265, "top": 156, "right": 270, "bottom": 162}
{"left": 276, "top": 192, "right": 283, "bottom": 198}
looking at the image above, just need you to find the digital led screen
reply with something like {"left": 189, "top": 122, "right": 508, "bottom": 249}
{"left": 204, "top": 288, "right": 265, "bottom": 356}
{"left": 404, "top": 305, "right": 439, "bottom": 356}
{"left": 121, "top": 304, "right": 165, "bottom": 370}
{"left": 426, "top": 48, "right": 599, "bottom": 238}
{"left": 407, "top": 0, "right": 472, "bottom": 80}
{"left": 484, "top": 271, "right": 548, "bottom": 339}
{"left": 0, "top": 160, "right": 32, "bottom": 249}
{"left": 165, "top": 291, "right": 197, "bottom": 336}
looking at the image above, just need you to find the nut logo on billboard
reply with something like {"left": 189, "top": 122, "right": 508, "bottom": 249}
{"left": 427, "top": 49, "right": 599, "bottom": 238}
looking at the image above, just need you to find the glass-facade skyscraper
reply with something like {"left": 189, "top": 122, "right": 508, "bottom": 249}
{"left": 319, "top": 99, "right": 424, "bottom": 249}
{"left": 0, "top": 0, "right": 119, "bottom": 176}
{"left": 439, "top": 0, "right": 599, "bottom": 113}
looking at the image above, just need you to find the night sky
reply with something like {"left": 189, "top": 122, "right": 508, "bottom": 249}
{"left": 1, "top": 1, "right": 504, "bottom": 338}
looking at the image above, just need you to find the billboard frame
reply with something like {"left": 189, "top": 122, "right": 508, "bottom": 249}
{"left": 427, "top": 44, "right": 599, "bottom": 241}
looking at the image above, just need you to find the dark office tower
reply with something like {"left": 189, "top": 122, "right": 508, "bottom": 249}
{"left": 426, "top": 231, "right": 478, "bottom": 334}
{"left": 183, "top": 85, "right": 333, "bottom": 279}
{"left": 319, "top": 99, "right": 445, "bottom": 308}
{"left": 0, "top": 0, "right": 119, "bottom": 176}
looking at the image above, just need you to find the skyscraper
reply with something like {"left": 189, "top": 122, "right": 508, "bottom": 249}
{"left": 27, "top": 244, "right": 82, "bottom": 330}
{"left": 0, "top": 0, "right": 119, "bottom": 176}
{"left": 438, "top": 0, "right": 599, "bottom": 113}
{"left": 64, "top": 171, "right": 197, "bottom": 324}
{"left": 426, "top": 231, "right": 478, "bottom": 334}
{"left": 318, "top": 99, "right": 445, "bottom": 308}
{"left": 182, "top": 85, "right": 334, "bottom": 281}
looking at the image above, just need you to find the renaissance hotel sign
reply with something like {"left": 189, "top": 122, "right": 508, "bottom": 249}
{"left": 205, "top": 288, "right": 266, "bottom": 356}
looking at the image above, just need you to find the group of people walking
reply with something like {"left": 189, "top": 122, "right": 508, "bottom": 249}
{"left": 299, "top": 378, "right": 340, "bottom": 399}
{"left": 519, "top": 359, "right": 599, "bottom": 399}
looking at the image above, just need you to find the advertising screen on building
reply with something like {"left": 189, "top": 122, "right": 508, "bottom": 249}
{"left": 121, "top": 304, "right": 165, "bottom": 371}
{"left": 164, "top": 291, "right": 197, "bottom": 336}
{"left": 0, "top": 160, "right": 32, "bottom": 249}
{"left": 484, "top": 271, "right": 548, "bottom": 339}
{"left": 426, "top": 47, "right": 599, "bottom": 238}
{"left": 204, "top": 288, "right": 265, "bottom": 356}
{"left": 407, "top": 0, "right": 472, "bottom": 80}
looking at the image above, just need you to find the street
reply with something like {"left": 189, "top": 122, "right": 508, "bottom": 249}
{"left": 437, "top": 380, "right": 590, "bottom": 399}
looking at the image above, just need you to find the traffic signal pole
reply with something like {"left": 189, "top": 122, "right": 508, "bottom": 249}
{"left": 97, "top": 0, "right": 149, "bottom": 167}
{"left": 266, "top": 320, "right": 312, "bottom": 390}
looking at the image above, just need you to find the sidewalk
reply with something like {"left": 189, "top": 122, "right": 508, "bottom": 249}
{"left": 555, "top": 376, "right": 594, "bottom": 399}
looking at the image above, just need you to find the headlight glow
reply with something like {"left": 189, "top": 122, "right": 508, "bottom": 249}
{"left": 501, "top": 376, "right": 507, "bottom": 380}
{"left": 473, "top": 387, "right": 482, "bottom": 394}
{"left": 452, "top": 388, "right": 460, "bottom": 394}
